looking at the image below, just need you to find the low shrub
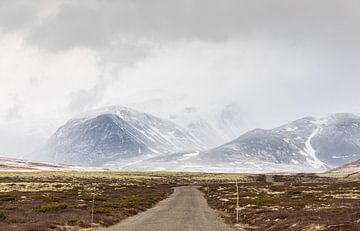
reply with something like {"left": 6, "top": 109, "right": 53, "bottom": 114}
{"left": 0, "top": 211, "right": 6, "bottom": 221}
{"left": 34, "top": 203, "right": 68, "bottom": 213}
{"left": 82, "top": 194, "right": 107, "bottom": 201}
{"left": 0, "top": 194, "right": 15, "bottom": 202}
{"left": 67, "top": 218, "right": 78, "bottom": 226}
{"left": 93, "top": 207, "right": 112, "bottom": 214}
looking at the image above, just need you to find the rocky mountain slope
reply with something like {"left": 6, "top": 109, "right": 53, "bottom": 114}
{"left": 125, "top": 113, "right": 360, "bottom": 173}
{"left": 33, "top": 107, "right": 360, "bottom": 172}
{"left": 199, "top": 113, "right": 360, "bottom": 170}
{"left": 32, "top": 106, "right": 205, "bottom": 166}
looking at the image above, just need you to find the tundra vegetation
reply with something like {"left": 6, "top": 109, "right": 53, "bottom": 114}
{"left": 0, "top": 171, "right": 247, "bottom": 230}
{"left": 201, "top": 173, "right": 360, "bottom": 231}
{"left": 0, "top": 171, "right": 358, "bottom": 230}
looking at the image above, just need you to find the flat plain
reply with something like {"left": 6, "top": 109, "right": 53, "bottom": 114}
{"left": 0, "top": 171, "right": 359, "bottom": 231}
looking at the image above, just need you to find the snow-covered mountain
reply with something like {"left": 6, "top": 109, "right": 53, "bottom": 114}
{"left": 33, "top": 108, "right": 360, "bottom": 173}
{"left": 168, "top": 104, "right": 246, "bottom": 148}
{"left": 124, "top": 113, "right": 360, "bottom": 173}
{"left": 32, "top": 106, "right": 206, "bottom": 166}
{"left": 198, "top": 113, "right": 360, "bottom": 171}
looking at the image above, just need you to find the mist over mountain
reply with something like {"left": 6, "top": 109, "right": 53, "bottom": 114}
{"left": 123, "top": 113, "right": 360, "bottom": 173}
{"left": 2, "top": 0, "right": 360, "bottom": 173}
{"left": 31, "top": 105, "right": 360, "bottom": 173}
{"left": 200, "top": 114, "right": 360, "bottom": 169}
{"left": 31, "top": 106, "right": 206, "bottom": 166}
{"left": 168, "top": 103, "right": 246, "bottom": 148}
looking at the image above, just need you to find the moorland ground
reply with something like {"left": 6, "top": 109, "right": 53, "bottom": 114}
{"left": 0, "top": 171, "right": 359, "bottom": 231}
{"left": 201, "top": 174, "right": 360, "bottom": 230}
{"left": 0, "top": 171, "right": 248, "bottom": 231}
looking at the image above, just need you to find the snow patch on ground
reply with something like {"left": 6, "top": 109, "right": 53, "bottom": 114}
{"left": 0, "top": 157, "right": 103, "bottom": 172}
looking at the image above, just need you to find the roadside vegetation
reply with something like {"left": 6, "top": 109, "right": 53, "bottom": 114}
{"left": 201, "top": 174, "right": 360, "bottom": 231}
{"left": 0, "top": 171, "right": 252, "bottom": 230}
{"left": 0, "top": 171, "right": 359, "bottom": 230}
{"left": 0, "top": 171, "right": 177, "bottom": 230}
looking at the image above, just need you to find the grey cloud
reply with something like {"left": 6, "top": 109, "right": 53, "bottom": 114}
{"left": 27, "top": 3, "right": 109, "bottom": 51}
{"left": 1, "top": 0, "right": 360, "bottom": 159}
{"left": 0, "top": 0, "right": 39, "bottom": 31}
{"left": 68, "top": 81, "right": 107, "bottom": 114}
{"left": 97, "top": 41, "right": 152, "bottom": 68}
{"left": 65, "top": 40, "right": 152, "bottom": 113}
{"left": 20, "top": 0, "right": 360, "bottom": 83}
{"left": 25, "top": 0, "right": 360, "bottom": 50}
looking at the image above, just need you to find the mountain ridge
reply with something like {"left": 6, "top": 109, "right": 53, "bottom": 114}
{"left": 123, "top": 113, "right": 360, "bottom": 173}
{"left": 32, "top": 106, "right": 206, "bottom": 166}
{"left": 32, "top": 107, "right": 360, "bottom": 173}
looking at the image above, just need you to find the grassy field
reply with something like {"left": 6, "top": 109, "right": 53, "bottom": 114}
{"left": 0, "top": 171, "right": 254, "bottom": 230}
{"left": 0, "top": 171, "right": 175, "bottom": 230}
{"left": 201, "top": 174, "right": 360, "bottom": 231}
{"left": 0, "top": 171, "right": 359, "bottom": 230}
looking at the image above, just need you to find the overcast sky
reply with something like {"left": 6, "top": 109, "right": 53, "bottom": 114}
{"left": 1, "top": 0, "right": 360, "bottom": 156}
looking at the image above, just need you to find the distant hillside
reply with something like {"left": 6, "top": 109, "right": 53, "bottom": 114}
{"left": 327, "top": 159, "right": 360, "bottom": 178}
{"left": 0, "top": 157, "right": 69, "bottom": 171}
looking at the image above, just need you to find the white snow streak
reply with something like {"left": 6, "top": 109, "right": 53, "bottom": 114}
{"left": 178, "top": 151, "right": 200, "bottom": 161}
{"left": 302, "top": 127, "right": 327, "bottom": 168}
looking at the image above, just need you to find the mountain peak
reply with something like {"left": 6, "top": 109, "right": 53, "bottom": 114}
{"left": 77, "top": 105, "right": 143, "bottom": 120}
{"left": 33, "top": 106, "right": 205, "bottom": 166}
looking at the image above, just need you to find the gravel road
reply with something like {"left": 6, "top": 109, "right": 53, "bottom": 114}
{"left": 100, "top": 186, "right": 236, "bottom": 231}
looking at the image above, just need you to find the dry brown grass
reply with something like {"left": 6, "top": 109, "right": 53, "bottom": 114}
{"left": 0, "top": 171, "right": 176, "bottom": 230}
{"left": 201, "top": 174, "right": 360, "bottom": 231}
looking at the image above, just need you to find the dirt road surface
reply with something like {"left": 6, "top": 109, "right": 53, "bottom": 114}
{"left": 100, "top": 186, "right": 236, "bottom": 231}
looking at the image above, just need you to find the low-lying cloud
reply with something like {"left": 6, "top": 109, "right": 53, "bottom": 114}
{"left": 1, "top": 0, "right": 360, "bottom": 156}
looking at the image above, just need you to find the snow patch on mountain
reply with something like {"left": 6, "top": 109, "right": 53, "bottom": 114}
{"left": 301, "top": 127, "right": 326, "bottom": 168}
{"left": 198, "top": 113, "right": 360, "bottom": 171}
{"left": 178, "top": 151, "right": 200, "bottom": 161}
{"left": 32, "top": 106, "right": 360, "bottom": 173}
{"left": 32, "top": 106, "right": 207, "bottom": 166}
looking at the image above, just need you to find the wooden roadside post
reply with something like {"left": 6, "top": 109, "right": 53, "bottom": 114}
{"left": 236, "top": 179, "right": 239, "bottom": 224}
{"left": 91, "top": 188, "right": 95, "bottom": 227}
